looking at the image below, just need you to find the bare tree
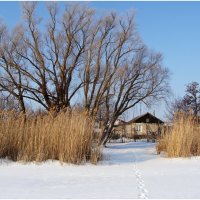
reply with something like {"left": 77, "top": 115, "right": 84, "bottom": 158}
{"left": 0, "top": 3, "right": 170, "bottom": 145}
{"left": 167, "top": 82, "right": 200, "bottom": 121}
{"left": 0, "top": 3, "right": 94, "bottom": 112}
{"left": 182, "top": 82, "right": 200, "bottom": 116}
{"left": 0, "top": 22, "right": 26, "bottom": 113}
{"left": 81, "top": 11, "right": 170, "bottom": 145}
{"left": 167, "top": 82, "right": 200, "bottom": 120}
{"left": 100, "top": 48, "right": 169, "bottom": 145}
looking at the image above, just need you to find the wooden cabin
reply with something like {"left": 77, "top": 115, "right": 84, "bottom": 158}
{"left": 113, "top": 112, "right": 164, "bottom": 141}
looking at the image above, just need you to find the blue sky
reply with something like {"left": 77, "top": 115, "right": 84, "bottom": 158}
{"left": 91, "top": 2, "right": 200, "bottom": 97}
{"left": 0, "top": 1, "right": 200, "bottom": 119}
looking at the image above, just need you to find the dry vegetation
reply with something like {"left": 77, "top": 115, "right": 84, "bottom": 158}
{"left": 0, "top": 110, "right": 101, "bottom": 164}
{"left": 157, "top": 112, "right": 200, "bottom": 157}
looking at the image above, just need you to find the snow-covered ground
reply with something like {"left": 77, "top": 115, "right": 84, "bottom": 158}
{"left": 1, "top": 141, "right": 200, "bottom": 199}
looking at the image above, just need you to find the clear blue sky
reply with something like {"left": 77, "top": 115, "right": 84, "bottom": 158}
{"left": 0, "top": 1, "right": 200, "bottom": 120}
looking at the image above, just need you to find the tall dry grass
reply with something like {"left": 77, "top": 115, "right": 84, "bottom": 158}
{"left": 157, "top": 112, "right": 200, "bottom": 157}
{"left": 0, "top": 110, "right": 101, "bottom": 164}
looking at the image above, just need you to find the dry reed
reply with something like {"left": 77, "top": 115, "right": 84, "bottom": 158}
{"left": 0, "top": 110, "right": 101, "bottom": 164}
{"left": 157, "top": 112, "right": 200, "bottom": 157}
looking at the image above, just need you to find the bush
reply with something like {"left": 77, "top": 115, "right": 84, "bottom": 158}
{"left": 0, "top": 110, "right": 101, "bottom": 164}
{"left": 156, "top": 112, "right": 200, "bottom": 157}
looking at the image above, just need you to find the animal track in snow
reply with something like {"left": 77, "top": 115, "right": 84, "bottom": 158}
{"left": 133, "top": 153, "right": 149, "bottom": 199}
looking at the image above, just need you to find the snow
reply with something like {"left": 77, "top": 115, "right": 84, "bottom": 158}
{"left": 1, "top": 141, "right": 200, "bottom": 199}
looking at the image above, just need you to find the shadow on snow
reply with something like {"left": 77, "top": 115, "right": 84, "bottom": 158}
{"left": 101, "top": 141, "right": 158, "bottom": 165}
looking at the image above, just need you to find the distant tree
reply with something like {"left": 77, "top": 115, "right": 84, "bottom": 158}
{"left": 166, "top": 82, "right": 200, "bottom": 121}
{"left": 182, "top": 82, "right": 200, "bottom": 116}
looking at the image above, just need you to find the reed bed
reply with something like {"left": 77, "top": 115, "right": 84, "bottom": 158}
{"left": 157, "top": 112, "right": 200, "bottom": 157}
{"left": 0, "top": 110, "right": 101, "bottom": 164}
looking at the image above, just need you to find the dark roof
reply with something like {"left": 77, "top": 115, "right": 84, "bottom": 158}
{"left": 127, "top": 112, "right": 164, "bottom": 124}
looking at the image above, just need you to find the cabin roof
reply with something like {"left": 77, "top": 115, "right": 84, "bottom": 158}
{"left": 127, "top": 112, "right": 164, "bottom": 124}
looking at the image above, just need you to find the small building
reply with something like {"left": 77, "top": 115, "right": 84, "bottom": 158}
{"left": 113, "top": 112, "right": 164, "bottom": 141}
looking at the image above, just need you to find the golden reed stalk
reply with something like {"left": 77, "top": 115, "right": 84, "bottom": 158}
{"left": 0, "top": 110, "right": 101, "bottom": 164}
{"left": 157, "top": 112, "right": 200, "bottom": 157}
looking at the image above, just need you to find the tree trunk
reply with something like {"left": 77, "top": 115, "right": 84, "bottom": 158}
{"left": 99, "top": 117, "right": 117, "bottom": 146}
{"left": 18, "top": 96, "right": 26, "bottom": 114}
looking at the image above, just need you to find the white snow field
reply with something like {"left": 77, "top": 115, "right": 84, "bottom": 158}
{"left": 1, "top": 141, "right": 200, "bottom": 199}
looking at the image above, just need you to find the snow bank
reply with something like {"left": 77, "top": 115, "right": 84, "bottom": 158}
{"left": 0, "top": 141, "right": 200, "bottom": 198}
